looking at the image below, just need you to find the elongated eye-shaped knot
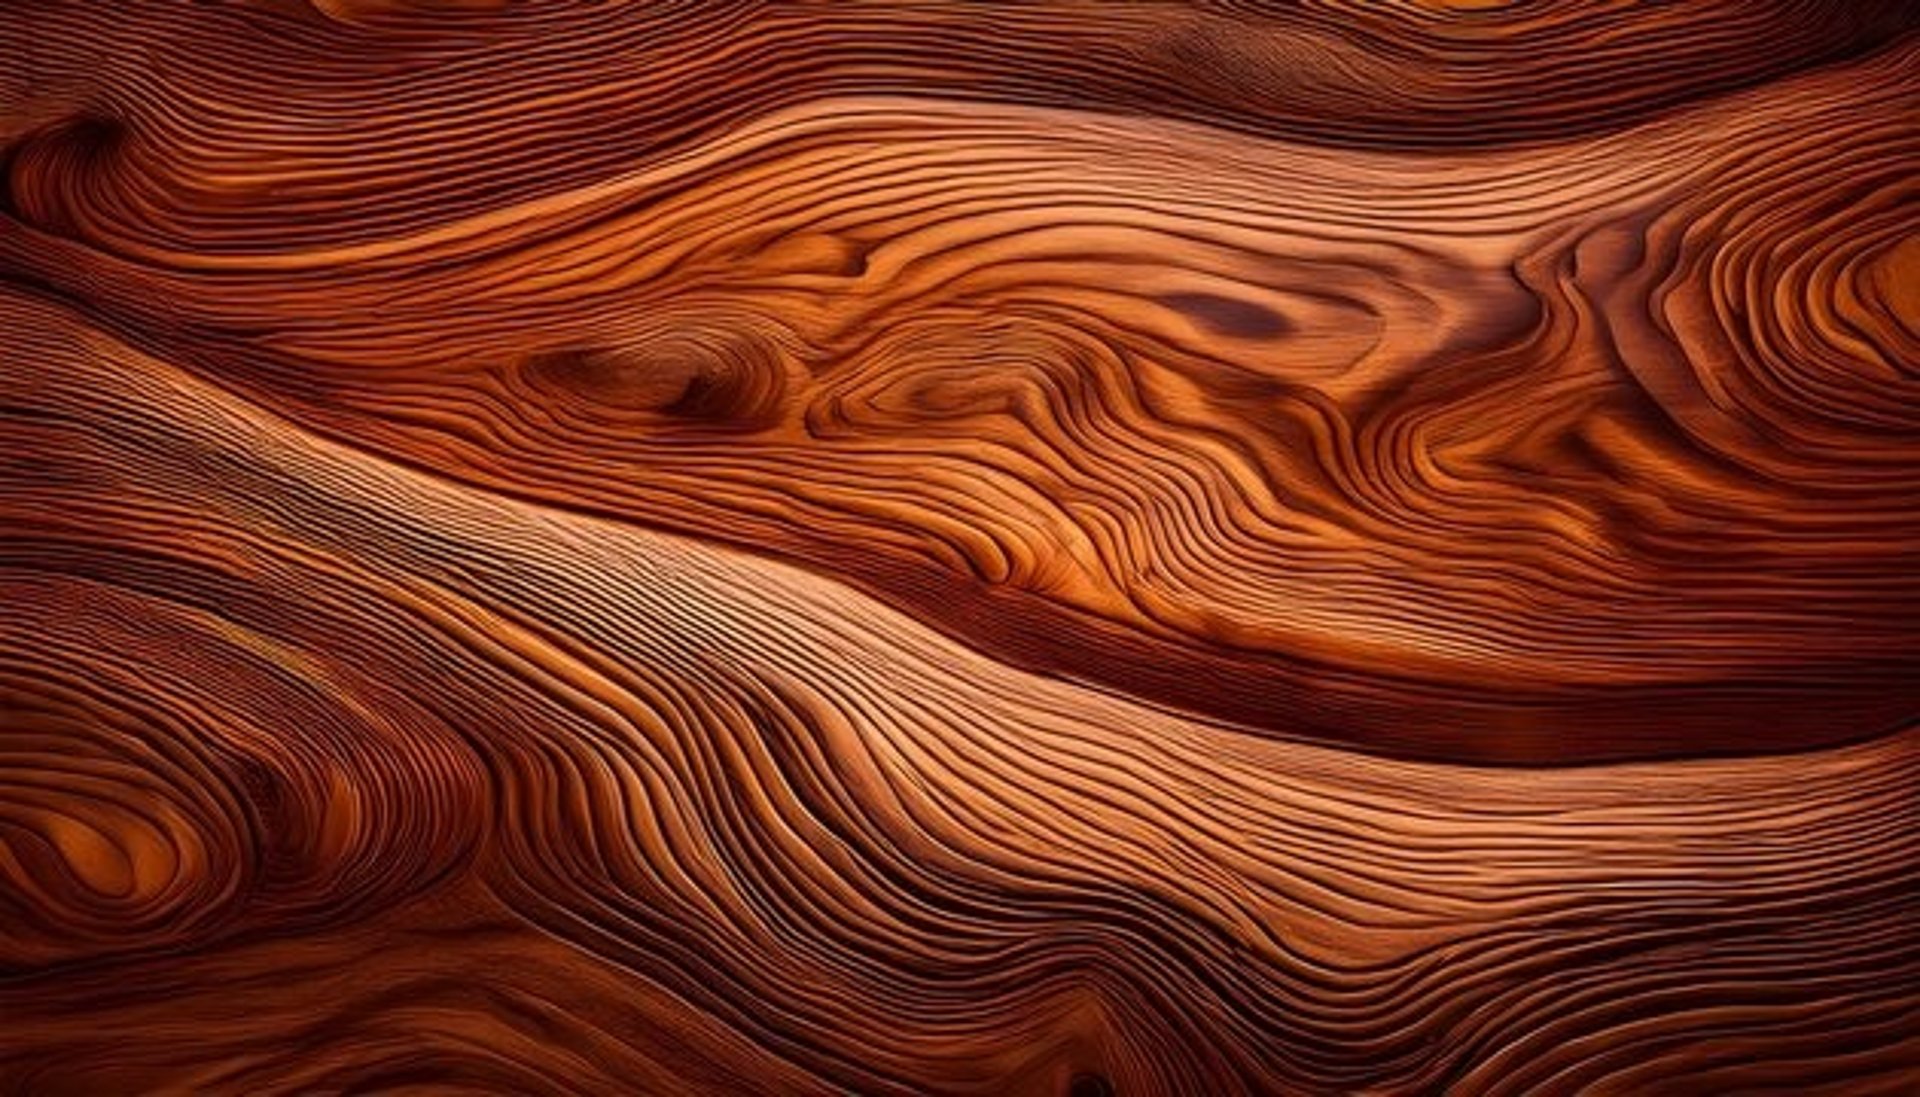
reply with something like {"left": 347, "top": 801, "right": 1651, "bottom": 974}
{"left": 521, "top": 332, "right": 790, "bottom": 434}
{"left": 1159, "top": 292, "right": 1292, "bottom": 340}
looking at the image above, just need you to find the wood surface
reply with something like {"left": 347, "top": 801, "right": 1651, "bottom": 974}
{"left": 2, "top": 1, "right": 1917, "bottom": 1093}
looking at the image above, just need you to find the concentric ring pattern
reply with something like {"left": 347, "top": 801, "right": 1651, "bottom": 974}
{"left": 2, "top": 2, "right": 1916, "bottom": 1094}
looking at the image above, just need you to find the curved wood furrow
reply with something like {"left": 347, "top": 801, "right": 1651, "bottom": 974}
{"left": 3, "top": 1, "right": 1917, "bottom": 1093}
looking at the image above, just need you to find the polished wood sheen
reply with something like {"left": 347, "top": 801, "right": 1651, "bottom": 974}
{"left": 2, "top": 2, "right": 1917, "bottom": 1094}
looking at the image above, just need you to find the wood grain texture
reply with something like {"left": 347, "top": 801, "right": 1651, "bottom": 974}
{"left": 3, "top": 1, "right": 1917, "bottom": 1094}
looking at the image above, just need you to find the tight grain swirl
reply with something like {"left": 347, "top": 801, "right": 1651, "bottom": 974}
{"left": 2, "top": 1, "right": 1917, "bottom": 1094}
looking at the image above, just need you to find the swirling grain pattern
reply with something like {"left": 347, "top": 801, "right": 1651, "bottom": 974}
{"left": 2, "top": 1, "right": 1916, "bottom": 1094}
